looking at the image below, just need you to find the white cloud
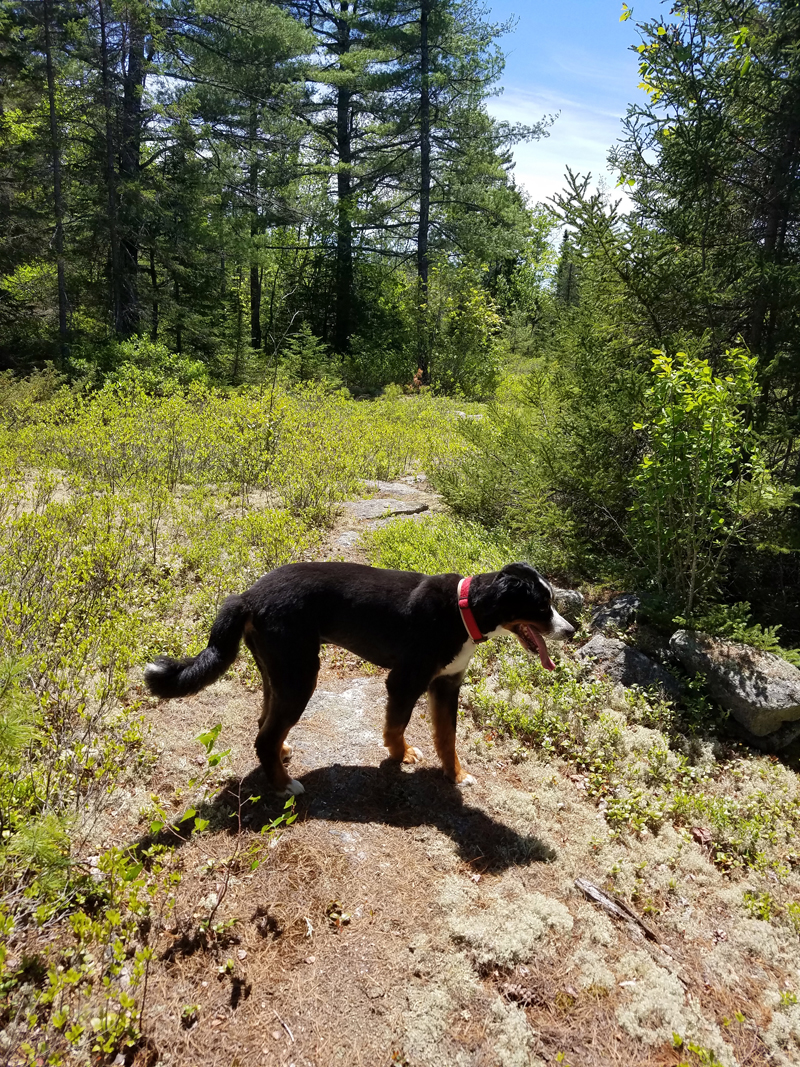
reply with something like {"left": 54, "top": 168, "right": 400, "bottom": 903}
{"left": 489, "top": 85, "right": 627, "bottom": 206}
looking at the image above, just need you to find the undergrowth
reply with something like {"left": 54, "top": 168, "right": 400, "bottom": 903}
{"left": 363, "top": 513, "right": 516, "bottom": 574}
{"left": 0, "top": 372, "right": 464, "bottom": 1063}
{"left": 362, "top": 510, "right": 572, "bottom": 578}
{"left": 462, "top": 639, "right": 800, "bottom": 878}
{"left": 674, "top": 601, "right": 800, "bottom": 667}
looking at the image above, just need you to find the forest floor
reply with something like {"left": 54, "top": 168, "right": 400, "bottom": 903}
{"left": 77, "top": 479, "right": 800, "bottom": 1067}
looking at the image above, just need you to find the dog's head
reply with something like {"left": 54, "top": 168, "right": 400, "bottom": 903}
{"left": 481, "top": 562, "right": 575, "bottom": 670}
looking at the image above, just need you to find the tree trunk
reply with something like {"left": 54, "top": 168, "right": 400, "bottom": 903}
{"left": 233, "top": 266, "right": 244, "bottom": 382}
{"left": 42, "top": 0, "right": 68, "bottom": 363}
{"left": 149, "top": 248, "right": 159, "bottom": 340}
{"left": 97, "top": 0, "right": 123, "bottom": 336}
{"left": 174, "top": 274, "right": 182, "bottom": 354}
{"left": 748, "top": 120, "right": 799, "bottom": 361}
{"left": 119, "top": 13, "right": 146, "bottom": 336}
{"left": 417, "top": 0, "right": 431, "bottom": 378}
{"left": 250, "top": 264, "right": 262, "bottom": 349}
{"left": 249, "top": 107, "right": 262, "bottom": 349}
{"left": 334, "top": 3, "right": 353, "bottom": 355}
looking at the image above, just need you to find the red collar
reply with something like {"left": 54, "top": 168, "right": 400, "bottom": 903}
{"left": 458, "top": 577, "right": 486, "bottom": 642}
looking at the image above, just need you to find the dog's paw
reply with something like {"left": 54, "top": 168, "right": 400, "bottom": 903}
{"left": 281, "top": 742, "right": 293, "bottom": 762}
{"left": 279, "top": 778, "right": 305, "bottom": 797}
{"left": 403, "top": 746, "right": 424, "bottom": 765}
{"left": 456, "top": 774, "right": 477, "bottom": 789}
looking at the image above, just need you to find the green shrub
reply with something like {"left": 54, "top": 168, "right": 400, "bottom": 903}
{"left": 428, "top": 377, "right": 587, "bottom": 579}
{"left": 344, "top": 334, "right": 415, "bottom": 395}
{"left": 631, "top": 349, "right": 771, "bottom": 613}
{"left": 424, "top": 266, "right": 503, "bottom": 399}
{"left": 363, "top": 509, "right": 574, "bottom": 580}
{"left": 104, "top": 336, "right": 210, "bottom": 393}
{"left": 279, "top": 323, "right": 341, "bottom": 387}
{"left": 675, "top": 601, "right": 800, "bottom": 666}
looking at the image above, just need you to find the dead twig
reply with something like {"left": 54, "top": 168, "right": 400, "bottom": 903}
{"left": 574, "top": 878, "right": 662, "bottom": 943}
{"left": 274, "top": 1008, "right": 294, "bottom": 1043}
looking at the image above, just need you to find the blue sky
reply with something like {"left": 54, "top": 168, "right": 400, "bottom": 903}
{"left": 484, "top": 0, "right": 669, "bottom": 205}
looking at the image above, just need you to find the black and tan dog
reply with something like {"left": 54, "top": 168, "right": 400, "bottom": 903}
{"left": 144, "top": 561, "right": 574, "bottom": 795}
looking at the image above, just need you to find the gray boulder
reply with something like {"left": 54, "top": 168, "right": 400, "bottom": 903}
{"left": 553, "top": 587, "right": 584, "bottom": 624}
{"left": 590, "top": 593, "right": 641, "bottom": 632}
{"left": 670, "top": 630, "right": 800, "bottom": 737}
{"left": 575, "top": 634, "right": 682, "bottom": 699}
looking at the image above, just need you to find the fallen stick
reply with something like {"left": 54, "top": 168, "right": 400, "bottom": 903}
{"left": 574, "top": 878, "right": 661, "bottom": 943}
{"left": 274, "top": 1009, "right": 295, "bottom": 1043}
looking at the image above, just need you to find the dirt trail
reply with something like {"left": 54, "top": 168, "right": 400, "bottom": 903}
{"left": 106, "top": 481, "right": 788, "bottom": 1067}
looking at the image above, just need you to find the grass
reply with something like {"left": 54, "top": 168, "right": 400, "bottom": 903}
{"left": 362, "top": 513, "right": 516, "bottom": 574}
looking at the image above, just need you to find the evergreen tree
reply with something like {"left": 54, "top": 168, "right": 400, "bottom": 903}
{"left": 597, "top": 0, "right": 800, "bottom": 468}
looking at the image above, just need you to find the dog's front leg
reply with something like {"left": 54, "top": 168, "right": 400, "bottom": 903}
{"left": 383, "top": 669, "right": 427, "bottom": 765}
{"left": 428, "top": 673, "right": 475, "bottom": 787}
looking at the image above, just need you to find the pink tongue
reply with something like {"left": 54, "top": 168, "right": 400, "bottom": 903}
{"left": 528, "top": 628, "right": 555, "bottom": 671}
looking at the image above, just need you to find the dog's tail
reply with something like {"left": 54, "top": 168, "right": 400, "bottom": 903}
{"left": 144, "top": 594, "right": 248, "bottom": 699}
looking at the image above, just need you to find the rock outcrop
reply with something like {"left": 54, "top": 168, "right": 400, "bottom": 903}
{"left": 575, "top": 634, "right": 682, "bottom": 699}
{"left": 670, "top": 629, "right": 800, "bottom": 737}
{"left": 553, "top": 587, "right": 584, "bottom": 625}
{"left": 590, "top": 593, "right": 641, "bottom": 632}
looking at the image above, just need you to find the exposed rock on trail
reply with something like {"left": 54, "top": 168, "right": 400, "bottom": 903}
{"left": 671, "top": 629, "right": 800, "bottom": 738}
{"left": 331, "top": 476, "right": 443, "bottom": 557}
{"left": 343, "top": 497, "right": 429, "bottom": 521}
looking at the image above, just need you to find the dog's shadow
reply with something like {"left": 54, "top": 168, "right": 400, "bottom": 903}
{"left": 138, "top": 761, "right": 556, "bottom": 872}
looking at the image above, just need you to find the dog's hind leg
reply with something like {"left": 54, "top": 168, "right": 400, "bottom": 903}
{"left": 245, "top": 627, "right": 292, "bottom": 764}
{"left": 428, "top": 673, "right": 475, "bottom": 786}
{"left": 258, "top": 680, "right": 292, "bottom": 763}
{"left": 253, "top": 649, "right": 318, "bottom": 795}
{"left": 383, "top": 668, "right": 429, "bottom": 765}
{"left": 256, "top": 670, "right": 291, "bottom": 761}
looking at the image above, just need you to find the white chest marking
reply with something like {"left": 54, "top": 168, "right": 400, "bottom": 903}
{"left": 438, "top": 638, "right": 476, "bottom": 677}
{"left": 437, "top": 625, "right": 509, "bottom": 679}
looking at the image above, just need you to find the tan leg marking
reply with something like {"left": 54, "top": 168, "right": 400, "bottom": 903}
{"left": 428, "top": 685, "right": 474, "bottom": 785}
{"left": 383, "top": 726, "right": 424, "bottom": 764}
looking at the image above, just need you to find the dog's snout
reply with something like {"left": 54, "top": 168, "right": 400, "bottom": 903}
{"left": 550, "top": 609, "right": 575, "bottom": 641}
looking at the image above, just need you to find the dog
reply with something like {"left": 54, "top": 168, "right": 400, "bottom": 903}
{"left": 144, "top": 561, "right": 574, "bottom": 795}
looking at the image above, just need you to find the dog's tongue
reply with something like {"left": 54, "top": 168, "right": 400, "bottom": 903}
{"left": 528, "top": 627, "right": 555, "bottom": 671}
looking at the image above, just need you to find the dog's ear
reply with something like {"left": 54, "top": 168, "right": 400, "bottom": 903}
{"left": 497, "top": 562, "right": 552, "bottom": 604}
{"left": 500, "top": 562, "right": 541, "bottom": 583}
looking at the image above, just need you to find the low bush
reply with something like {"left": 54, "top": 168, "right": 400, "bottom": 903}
{"left": 631, "top": 349, "right": 772, "bottom": 614}
{"left": 363, "top": 513, "right": 515, "bottom": 574}
{"left": 674, "top": 601, "right": 800, "bottom": 667}
{"left": 364, "top": 508, "right": 576, "bottom": 581}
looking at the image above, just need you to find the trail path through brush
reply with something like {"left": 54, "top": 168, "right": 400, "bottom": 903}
{"left": 109, "top": 480, "right": 778, "bottom": 1067}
